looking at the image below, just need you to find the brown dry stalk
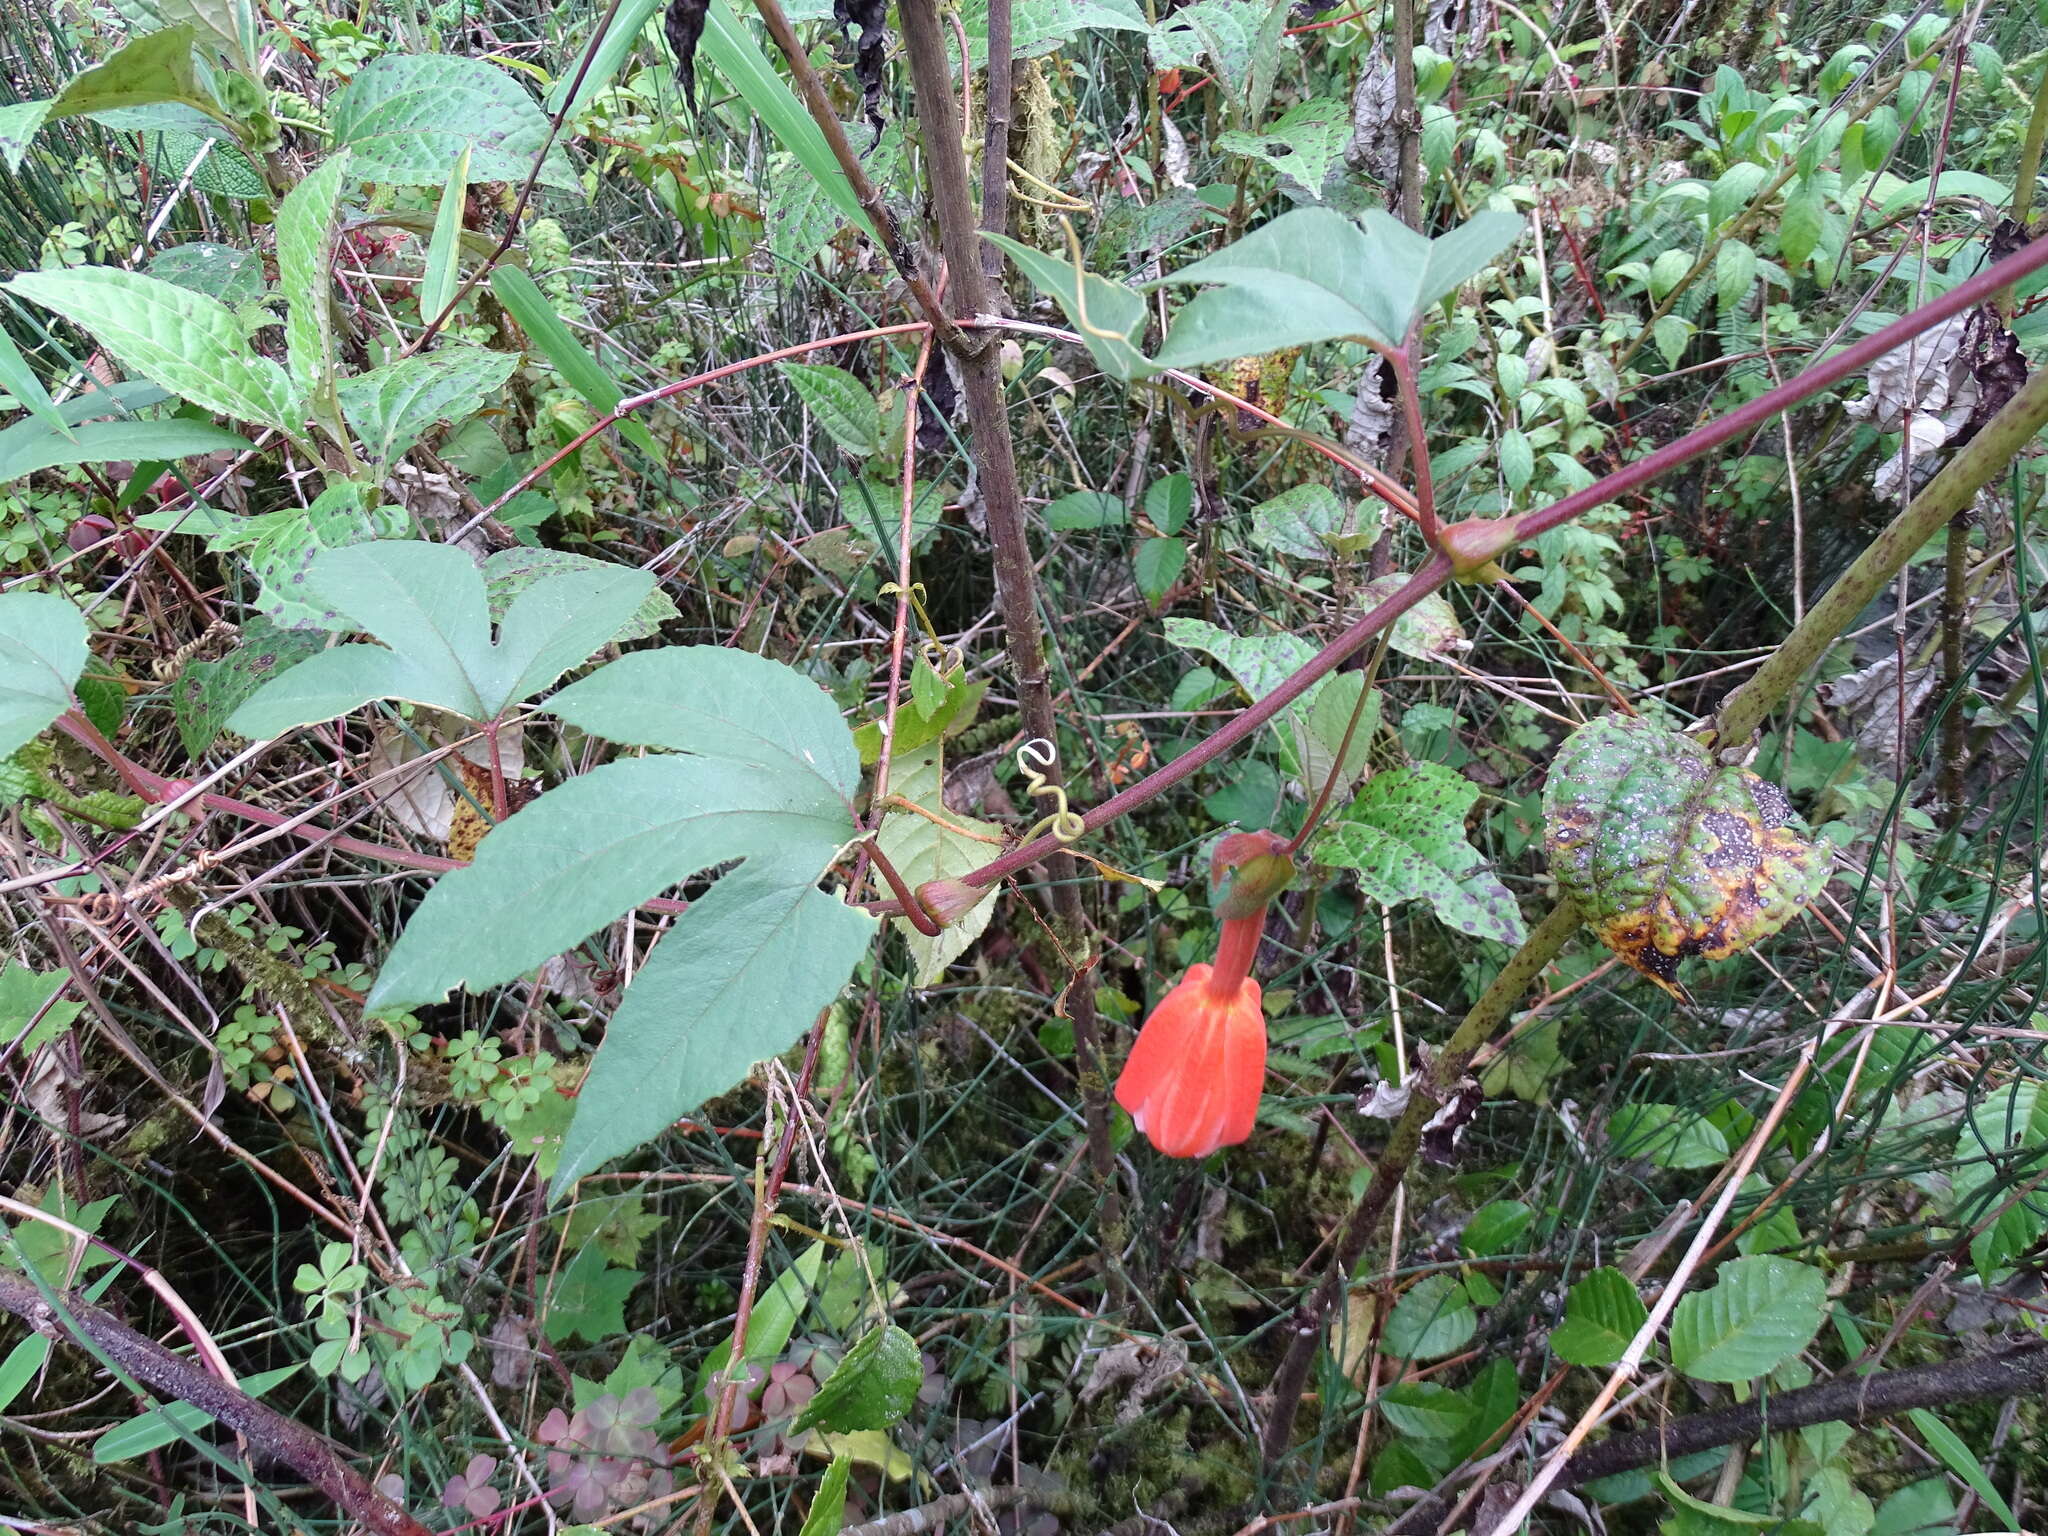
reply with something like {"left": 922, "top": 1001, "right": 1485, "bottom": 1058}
{"left": 0, "top": 1271, "right": 432, "bottom": 1536}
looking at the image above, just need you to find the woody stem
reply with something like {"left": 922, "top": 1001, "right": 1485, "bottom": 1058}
{"left": 1205, "top": 912, "right": 1266, "bottom": 998}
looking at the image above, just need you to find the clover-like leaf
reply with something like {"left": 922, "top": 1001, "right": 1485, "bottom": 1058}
{"left": 1543, "top": 713, "right": 1829, "bottom": 997}
{"left": 227, "top": 540, "right": 654, "bottom": 733}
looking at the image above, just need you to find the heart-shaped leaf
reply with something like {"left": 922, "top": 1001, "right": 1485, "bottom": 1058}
{"left": 227, "top": 540, "right": 654, "bottom": 733}
{"left": 1543, "top": 713, "right": 1829, "bottom": 997}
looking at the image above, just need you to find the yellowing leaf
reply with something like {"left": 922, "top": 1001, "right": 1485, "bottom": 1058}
{"left": 1544, "top": 714, "right": 1828, "bottom": 997}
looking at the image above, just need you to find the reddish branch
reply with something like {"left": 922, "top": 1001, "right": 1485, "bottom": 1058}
{"left": 0, "top": 1271, "right": 432, "bottom": 1536}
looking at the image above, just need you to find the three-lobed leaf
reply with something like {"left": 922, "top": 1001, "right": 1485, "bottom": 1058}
{"left": 1154, "top": 207, "right": 1522, "bottom": 368}
{"left": 355, "top": 647, "right": 875, "bottom": 1197}
{"left": 227, "top": 540, "right": 653, "bottom": 733}
{"left": 1316, "top": 764, "right": 1527, "bottom": 945}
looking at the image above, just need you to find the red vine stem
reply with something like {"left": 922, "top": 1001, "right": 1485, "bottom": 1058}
{"left": 913, "top": 229, "right": 2048, "bottom": 903}
{"left": 34, "top": 236, "right": 2047, "bottom": 920}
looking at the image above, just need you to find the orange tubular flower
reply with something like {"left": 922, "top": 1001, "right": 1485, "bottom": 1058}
{"left": 1114, "top": 831, "right": 1293, "bottom": 1159}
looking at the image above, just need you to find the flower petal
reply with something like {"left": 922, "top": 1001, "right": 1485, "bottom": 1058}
{"left": 1114, "top": 967, "right": 1266, "bottom": 1157}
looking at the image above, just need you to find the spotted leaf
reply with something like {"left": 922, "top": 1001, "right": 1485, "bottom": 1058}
{"left": 1543, "top": 714, "right": 1828, "bottom": 997}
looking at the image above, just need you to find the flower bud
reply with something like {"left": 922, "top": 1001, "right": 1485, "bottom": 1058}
{"left": 1208, "top": 828, "right": 1294, "bottom": 920}
{"left": 1438, "top": 515, "right": 1519, "bottom": 581}
{"left": 914, "top": 878, "right": 986, "bottom": 927}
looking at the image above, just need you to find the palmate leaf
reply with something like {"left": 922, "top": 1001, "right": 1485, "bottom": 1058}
{"left": 361, "top": 648, "right": 876, "bottom": 1198}
{"left": 227, "top": 540, "right": 654, "bottom": 733}
{"left": 1316, "top": 764, "right": 1526, "bottom": 945}
{"left": 1543, "top": 713, "right": 1829, "bottom": 997}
